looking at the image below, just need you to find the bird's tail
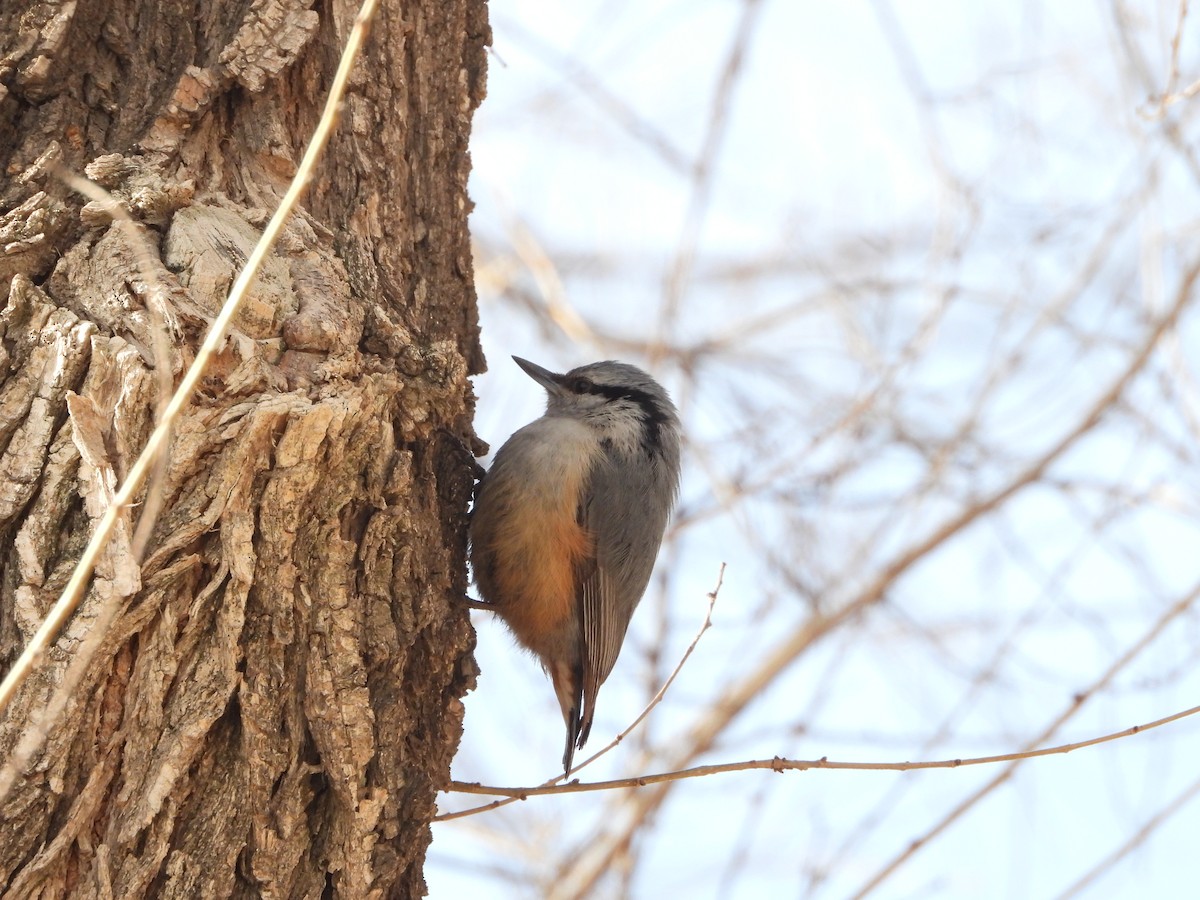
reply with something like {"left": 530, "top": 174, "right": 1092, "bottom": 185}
{"left": 550, "top": 660, "right": 585, "bottom": 776}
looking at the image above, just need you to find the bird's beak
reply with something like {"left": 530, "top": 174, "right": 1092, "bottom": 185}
{"left": 512, "top": 356, "right": 564, "bottom": 393}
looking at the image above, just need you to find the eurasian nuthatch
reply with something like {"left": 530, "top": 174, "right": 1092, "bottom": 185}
{"left": 469, "top": 356, "right": 681, "bottom": 774}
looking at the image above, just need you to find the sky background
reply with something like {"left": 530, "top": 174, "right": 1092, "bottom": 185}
{"left": 429, "top": 2, "right": 1200, "bottom": 897}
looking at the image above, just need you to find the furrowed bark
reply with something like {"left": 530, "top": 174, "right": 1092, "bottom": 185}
{"left": 0, "top": 0, "right": 488, "bottom": 895}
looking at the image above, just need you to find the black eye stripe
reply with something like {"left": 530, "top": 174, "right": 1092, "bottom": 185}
{"left": 569, "top": 380, "right": 669, "bottom": 454}
{"left": 573, "top": 380, "right": 647, "bottom": 405}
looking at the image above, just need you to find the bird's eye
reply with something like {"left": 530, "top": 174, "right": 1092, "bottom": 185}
{"left": 570, "top": 376, "right": 593, "bottom": 393}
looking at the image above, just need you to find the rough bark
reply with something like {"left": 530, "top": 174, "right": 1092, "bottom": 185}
{"left": 0, "top": 0, "right": 488, "bottom": 896}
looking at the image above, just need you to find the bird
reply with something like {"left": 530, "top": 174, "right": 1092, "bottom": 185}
{"left": 469, "top": 356, "right": 682, "bottom": 775}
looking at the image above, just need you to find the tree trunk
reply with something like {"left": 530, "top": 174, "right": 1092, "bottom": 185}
{"left": 0, "top": 0, "right": 487, "bottom": 896}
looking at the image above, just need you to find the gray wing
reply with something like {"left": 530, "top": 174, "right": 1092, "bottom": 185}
{"left": 575, "top": 449, "right": 676, "bottom": 747}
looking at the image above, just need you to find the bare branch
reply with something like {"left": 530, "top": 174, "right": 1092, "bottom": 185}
{"left": 446, "top": 697, "right": 1200, "bottom": 799}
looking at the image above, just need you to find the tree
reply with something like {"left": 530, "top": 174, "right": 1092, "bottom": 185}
{"left": 0, "top": 0, "right": 487, "bottom": 895}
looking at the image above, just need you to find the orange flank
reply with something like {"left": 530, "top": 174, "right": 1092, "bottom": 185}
{"left": 471, "top": 417, "right": 601, "bottom": 658}
{"left": 490, "top": 499, "right": 591, "bottom": 650}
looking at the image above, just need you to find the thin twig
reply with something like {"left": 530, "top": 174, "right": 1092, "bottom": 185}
{"left": 572, "top": 563, "right": 723, "bottom": 772}
{"left": 445, "top": 699, "right": 1200, "bottom": 799}
{"left": 434, "top": 564, "right": 725, "bottom": 823}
